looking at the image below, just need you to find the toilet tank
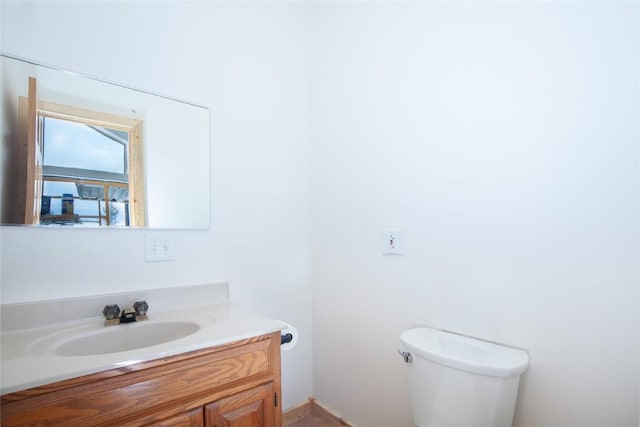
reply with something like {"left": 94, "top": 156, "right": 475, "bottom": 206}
{"left": 400, "top": 327, "right": 529, "bottom": 427}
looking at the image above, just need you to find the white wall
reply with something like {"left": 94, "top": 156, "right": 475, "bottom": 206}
{"left": 310, "top": 2, "right": 639, "bottom": 427}
{"left": 0, "top": 0, "right": 313, "bottom": 411}
{"left": 2, "top": 2, "right": 638, "bottom": 426}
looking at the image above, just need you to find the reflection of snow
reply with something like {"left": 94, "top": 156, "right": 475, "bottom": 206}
{"left": 43, "top": 198, "right": 125, "bottom": 225}
{"left": 42, "top": 181, "right": 126, "bottom": 225}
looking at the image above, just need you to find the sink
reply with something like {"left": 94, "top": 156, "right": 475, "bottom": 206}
{"left": 55, "top": 321, "right": 201, "bottom": 356}
{"left": 25, "top": 320, "right": 208, "bottom": 357}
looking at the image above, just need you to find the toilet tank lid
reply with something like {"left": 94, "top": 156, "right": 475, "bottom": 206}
{"left": 400, "top": 327, "right": 529, "bottom": 378}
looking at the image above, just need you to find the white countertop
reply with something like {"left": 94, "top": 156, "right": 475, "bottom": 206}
{"left": 0, "top": 284, "right": 285, "bottom": 395}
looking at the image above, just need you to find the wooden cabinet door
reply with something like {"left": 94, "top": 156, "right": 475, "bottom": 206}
{"left": 205, "top": 382, "right": 275, "bottom": 427}
{"left": 146, "top": 407, "right": 203, "bottom": 427}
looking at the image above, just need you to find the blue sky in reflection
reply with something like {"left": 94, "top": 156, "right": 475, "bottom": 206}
{"left": 43, "top": 117, "right": 126, "bottom": 174}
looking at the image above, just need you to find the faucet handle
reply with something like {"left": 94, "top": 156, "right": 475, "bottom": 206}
{"left": 103, "top": 304, "right": 121, "bottom": 320}
{"left": 103, "top": 304, "right": 121, "bottom": 326}
{"left": 133, "top": 301, "right": 148, "bottom": 315}
{"left": 133, "top": 300, "right": 149, "bottom": 321}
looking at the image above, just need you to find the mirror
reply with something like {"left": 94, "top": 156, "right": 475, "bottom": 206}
{"left": 1, "top": 54, "right": 210, "bottom": 229}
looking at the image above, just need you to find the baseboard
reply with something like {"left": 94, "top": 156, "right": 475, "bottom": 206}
{"left": 283, "top": 397, "right": 354, "bottom": 426}
{"left": 282, "top": 398, "right": 312, "bottom": 425}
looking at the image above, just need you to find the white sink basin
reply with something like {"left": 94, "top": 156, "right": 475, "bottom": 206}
{"left": 56, "top": 321, "right": 201, "bottom": 356}
{"left": 28, "top": 319, "right": 210, "bottom": 357}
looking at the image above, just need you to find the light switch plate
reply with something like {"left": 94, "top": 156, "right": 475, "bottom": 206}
{"left": 382, "top": 229, "right": 404, "bottom": 255}
{"left": 145, "top": 235, "right": 176, "bottom": 262}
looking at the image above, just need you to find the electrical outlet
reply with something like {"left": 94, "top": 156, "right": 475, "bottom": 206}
{"left": 382, "top": 229, "right": 404, "bottom": 256}
{"left": 145, "top": 235, "right": 175, "bottom": 262}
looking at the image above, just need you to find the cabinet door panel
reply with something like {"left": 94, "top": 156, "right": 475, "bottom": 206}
{"left": 146, "top": 407, "right": 203, "bottom": 427}
{"left": 205, "top": 382, "right": 275, "bottom": 427}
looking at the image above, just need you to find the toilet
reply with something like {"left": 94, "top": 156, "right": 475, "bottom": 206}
{"left": 399, "top": 327, "right": 529, "bottom": 427}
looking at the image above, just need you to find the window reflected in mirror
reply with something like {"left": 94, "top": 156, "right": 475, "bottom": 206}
{"left": 18, "top": 87, "right": 145, "bottom": 227}
{"left": 2, "top": 53, "right": 211, "bottom": 229}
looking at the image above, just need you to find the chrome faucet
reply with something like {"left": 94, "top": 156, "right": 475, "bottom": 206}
{"left": 102, "top": 301, "right": 149, "bottom": 327}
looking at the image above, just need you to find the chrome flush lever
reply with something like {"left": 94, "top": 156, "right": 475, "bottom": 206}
{"left": 398, "top": 349, "right": 413, "bottom": 363}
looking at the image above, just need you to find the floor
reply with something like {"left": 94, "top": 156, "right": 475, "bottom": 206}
{"left": 285, "top": 415, "right": 334, "bottom": 427}
{"left": 282, "top": 398, "right": 351, "bottom": 427}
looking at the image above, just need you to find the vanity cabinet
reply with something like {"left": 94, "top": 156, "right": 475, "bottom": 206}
{"left": 1, "top": 332, "right": 282, "bottom": 427}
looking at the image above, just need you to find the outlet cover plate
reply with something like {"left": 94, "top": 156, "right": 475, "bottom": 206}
{"left": 145, "top": 235, "right": 176, "bottom": 262}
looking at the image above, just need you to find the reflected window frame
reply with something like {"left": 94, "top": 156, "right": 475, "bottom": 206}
{"left": 18, "top": 97, "right": 145, "bottom": 227}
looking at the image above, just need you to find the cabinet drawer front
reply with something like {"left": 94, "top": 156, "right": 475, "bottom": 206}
{"left": 2, "top": 338, "right": 275, "bottom": 427}
{"left": 149, "top": 407, "right": 204, "bottom": 427}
